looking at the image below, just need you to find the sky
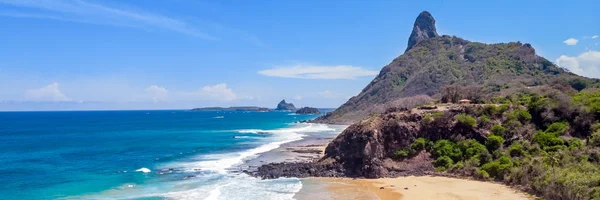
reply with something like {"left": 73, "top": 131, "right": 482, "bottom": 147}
{"left": 0, "top": 0, "right": 598, "bottom": 111}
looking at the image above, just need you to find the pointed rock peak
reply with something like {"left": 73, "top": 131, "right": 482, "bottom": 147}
{"left": 405, "top": 11, "right": 439, "bottom": 52}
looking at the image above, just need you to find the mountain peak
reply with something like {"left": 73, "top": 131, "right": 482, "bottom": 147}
{"left": 405, "top": 11, "right": 439, "bottom": 52}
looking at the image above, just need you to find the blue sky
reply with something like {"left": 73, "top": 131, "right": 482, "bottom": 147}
{"left": 0, "top": 0, "right": 598, "bottom": 111}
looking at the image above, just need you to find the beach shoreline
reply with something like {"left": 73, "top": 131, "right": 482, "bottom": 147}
{"left": 245, "top": 122, "right": 536, "bottom": 200}
{"left": 295, "top": 176, "right": 534, "bottom": 200}
{"left": 242, "top": 123, "right": 345, "bottom": 173}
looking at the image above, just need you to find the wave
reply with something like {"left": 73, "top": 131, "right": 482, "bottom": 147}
{"left": 74, "top": 123, "right": 336, "bottom": 200}
{"left": 135, "top": 168, "right": 151, "bottom": 173}
{"left": 233, "top": 136, "right": 252, "bottom": 139}
{"left": 213, "top": 116, "right": 224, "bottom": 119}
{"left": 235, "top": 123, "right": 335, "bottom": 135}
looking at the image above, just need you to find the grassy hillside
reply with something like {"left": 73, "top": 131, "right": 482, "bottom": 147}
{"left": 314, "top": 13, "right": 598, "bottom": 124}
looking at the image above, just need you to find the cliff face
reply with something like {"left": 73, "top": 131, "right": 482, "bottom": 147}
{"left": 275, "top": 100, "right": 296, "bottom": 110}
{"left": 313, "top": 11, "right": 591, "bottom": 124}
{"left": 406, "top": 11, "right": 439, "bottom": 52}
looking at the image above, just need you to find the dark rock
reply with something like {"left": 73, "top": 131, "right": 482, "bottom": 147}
{"left": 275, "top": 100, "right": 297, "bottom": 111}
{"left": 404, "top": 187, "right": 409, "bottom": 190}
{"left": 295, "top": 107, "right": 321, "bottom": 114}
{"left": 380, "top": 187, "right": 385, "bottom": 189}
{"left": 406, "top": 11, "right": 439, "bottom": 52}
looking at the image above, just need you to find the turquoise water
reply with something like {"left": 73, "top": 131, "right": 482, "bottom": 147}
{"left": 0, "top": 110, "right": 336, "bottom": 199}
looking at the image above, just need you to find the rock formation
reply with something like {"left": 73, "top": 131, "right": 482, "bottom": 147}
{"left": 295, "top": 107, "right": 321, "bottom": 114}
{"left": 275, "top": 100, "right": 296, "bottom": 111}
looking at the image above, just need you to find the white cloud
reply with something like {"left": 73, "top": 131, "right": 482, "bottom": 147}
{"left": 185, "top": 83, "right": 237, "bottom": 101}
{"left": 258, "top": 65, "right": 379, "bottom": 79}
{"left": 556, "top": 51, "right": 600, "bottom": 78}
{"left": 564, "top": 38, "right": 579, "bottom": 45}
{"left": 0, "top": 0, "right": 215, "bottom": 39}
{"left": 593, "top": 35, "right": 599, "bottom": 39}
{"left": 294, "top": 95, "right": 303, "bottom": 100}
{"left": 25, "top": 82, "right": 70, "bottom": 102}
{"left": 145, "top": 85, "right": 168, "bottom": 102}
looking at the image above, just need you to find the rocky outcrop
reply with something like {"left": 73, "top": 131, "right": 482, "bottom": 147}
{"left": 276, "top": 100, "right": 296, "bottom": 111}
{"left": 406, "top": 11, "right": 438, "bottom": 52}
{"left": 257, "top": 105, "right": 492, "bottom": 179}
{"left": 295, "top": 107, "right": 321, "bottom": 114}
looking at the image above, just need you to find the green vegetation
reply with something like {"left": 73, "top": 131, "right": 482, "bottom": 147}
{"left": 394, "top": 137, "right": 428, "bottom": 160}
{"left": 412, "top": 88, "right": 600, "bottom": 199}
{"left": 456, "top": 114, "right": 477, "bottom": 128}
{"left": 485, "top": 135, "right": 504, "bottom": 151}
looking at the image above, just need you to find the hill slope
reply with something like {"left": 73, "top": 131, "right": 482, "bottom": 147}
{"left": 314, "top": 11, "right": 596, "bottom": 124}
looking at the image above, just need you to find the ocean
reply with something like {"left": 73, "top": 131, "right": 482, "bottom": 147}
{"left": 0, "top": 110, "right": 342, "bottom": 199}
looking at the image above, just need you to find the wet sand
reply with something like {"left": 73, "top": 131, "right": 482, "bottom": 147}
{"left": 296, "top": 176, "right": 533, "bottom": 200}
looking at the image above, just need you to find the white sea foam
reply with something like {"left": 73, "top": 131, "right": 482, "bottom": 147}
{"left": 213, "top": 116, "right": 224, "bottom": 119}
{"left": 77, "top": 123, "right": 337, "bottom": 200}
{"left": 135, "top": 168, "right": 151, "bottom": 173}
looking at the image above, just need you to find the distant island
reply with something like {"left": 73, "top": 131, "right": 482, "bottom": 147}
{"left": 295, "top": 107, "right": 321, "bottom": 114}
{"left": 275, "top": 100, "right": 296, "bottom": 111}
{"left": 190, "top": 106, "right": 269, "bottom": 112}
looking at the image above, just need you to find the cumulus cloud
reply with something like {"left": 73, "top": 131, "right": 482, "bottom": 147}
{"left": 258, "top": 65, "right": 379, "bottom": 79}
{"left": 145, "top": 85, "right": 168, "bottom": 102}
{"left": 185, "top": 83, "right": 237, "bottom": 101}
{"left": 25, "top": 82, "right": 70, "bottom": 102}
{"left": 556, "top": 51, "right": 600, "bottom": 78}
{"left": 564, "top": 38, "right": 579, "bottom": 46}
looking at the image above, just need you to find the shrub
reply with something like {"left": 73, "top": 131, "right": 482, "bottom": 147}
{"left": 474, "top": 168, "right": 491, "bottom": 180}
{"left": 394, "top": 149, "right": 410, "bottom": 159}
{"left": 590, "top": 132, "right": 600, "bottom": 147}
{"left": 434, "top": 156, "right": 454, "bottom": 169}
{"left": 508, "top": 142, "right": 525, "bottom": 157}
{"left": 458, "top": 139, "right": 489, "bottom": 160}
{"left": 568, "top": 138, "right": 584, "bottom": 149}
{"left": 411, "top": 138, "right": 427, "bottom": 151}
{"left": 481, "top": 156, "right": 513, "bottom": 178}
{"left": 533, "top": 131, "right": 565, "bottom": 148}
{"left": 432, "top": 140, "right": 463, "bottom": 162}
{"left": 478, "top": 115, "right": 490, "bottom": 127}
{"left": 490, "top": 125, "right": 506, "bottom": 137}
{"left": 456, "top": 114, "right": 477, "bottom": 128}
{"left": 508, "top": 109, "right": 532, "bottom": 123}
{"left": 482, "top": 105, "right": 500, "bottom": 116}
{"left": 545, "top": 121, "right": 569, "bottom": 135}
{"left": 485, "top": 135, "right": 504, "bottom": 151}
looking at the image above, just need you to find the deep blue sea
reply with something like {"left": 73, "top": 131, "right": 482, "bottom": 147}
{"left": 0, "top": 110, "right": 339, "bottom": 199}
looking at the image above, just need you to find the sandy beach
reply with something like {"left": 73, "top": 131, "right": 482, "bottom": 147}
{"left": 296, "top": 176, "right": 532, "bottom": 200}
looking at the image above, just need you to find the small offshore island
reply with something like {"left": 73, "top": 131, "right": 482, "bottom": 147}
{"left": 191, "top": 99, "right": 322, "bottom": 114}
{"left": 253, "top": 11, "right": 600, "bottom": 200}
